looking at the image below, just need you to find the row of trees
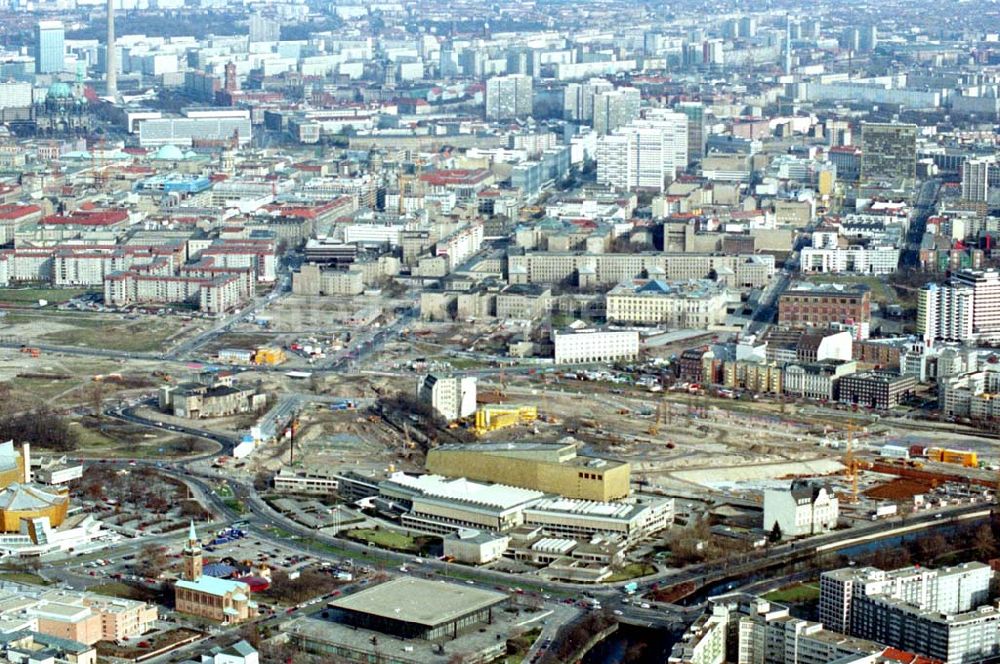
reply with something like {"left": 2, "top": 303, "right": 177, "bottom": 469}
{"left": 0, "top": 404, "right": 78, "bottom": 451}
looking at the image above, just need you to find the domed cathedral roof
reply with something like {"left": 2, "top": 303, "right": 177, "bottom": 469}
{"left": 46, "top": 82, "right": 73, "bottom": 100}
{"left": 153, "top": 144, "right": 185, "bottom": 161}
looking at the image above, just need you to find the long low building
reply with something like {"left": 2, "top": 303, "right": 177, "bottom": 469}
{"left": 327, "top": 577, "right": 507, "bottom": 640}
{"left": 379, "top": 472, "right": 545, "bottom": 534}
{"left": 553, "top": 326, "right": 639, "bottom": 365}
{"left": 507, "top": 251, "right": 774, "bottom": 288}
{"left": 521, "top": 496, "right": 674, "bottom": 545}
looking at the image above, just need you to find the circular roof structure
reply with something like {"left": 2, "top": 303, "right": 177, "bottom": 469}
{"left": 47, "top": 82, "right": 73, "bottom": 99}
{"left": 153, "top": 144, "right": 185, "bottom": 161}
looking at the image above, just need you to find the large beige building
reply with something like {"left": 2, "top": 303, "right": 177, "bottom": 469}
{"left": 292, "top": 262, "right": 364, "bottom": 296}
{"left": 426, "top": 442, "right": 630, "bottom": 501}
{"left": 606, "top": 278, "right": 729, "bottom": 327}
{"left": 507, "top": 251, "right": 774, "bottom": 289}
{"left": 0, "top": 588, "right": 158, "bottom": 646}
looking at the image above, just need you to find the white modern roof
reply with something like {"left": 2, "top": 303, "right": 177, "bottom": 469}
{"left": 386, "top": 472, "right": 544, "bottom": 509}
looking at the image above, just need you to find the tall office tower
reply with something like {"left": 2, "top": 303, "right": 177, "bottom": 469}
{"left": 739, "top": 16, "right": 758, "bottom": 38}
{"left": 439, "top": 43, "right": 459, "bottom": 77}
{"left": 722, "top": 19, "right": 741, "bottom": 39}
{"left": 840, "top": 27, "right": 861, "bottom": 51}
{"left": 859, "top": 25, "right": 878, "bottom": 53}
{"left": 506, "top": 47, "right": 541, "bottom": 78}
{"left": 675, "top": 101, "right": 706, "bottom": 164}
{"left": 249, "top": 12, "right": 280, "bottom": 43}
{"left": 592, "top": 87, "right": 641, "bottom": 135}
{"left": 485, "top": 74, "right": 532, "bottom": 121}
{"left": 801, "top": 19, "right": 821, "bottom": 39}
{"left": 784, "top": 14, "right": 792, "bottom": 75}
{"left": 596, "top": 111, "right": 688, "bottom": 192}
{"left": 859, "top": 122, "right": 917, "bottom": 185}
{"left": 563, "top": 78, "right": 613, "bottom": 122}
{"left": 643, "top": 30, "right": 665, "bottom": 56}
{"left": 961, "top": 157, "right": 994, "bottom": 202}
{"left": 105, "top": 0, "right": 116, "bottom": 98}
{"left": 34, "top": 20, "right": 65, "bottom": 74}
{"left": 826, "top": 120, "right": 853, "bottom": 147}
{"left": 460, "top": 49, "right": 485, "bottom": 78}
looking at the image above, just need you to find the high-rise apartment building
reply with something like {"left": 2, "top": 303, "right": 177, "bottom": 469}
{"left": 592, "top": 87, "right": 641, "bottom": 135}
{"left": 859, "top": 25, "right": 878, "bottom": 52}
{"left": 35, "top": 20, "right": 65, "bottom": 74}
{"left": 918, "top": 282, "right": 974, "bottom": 343}
{"left": 820, "top": 563, "right": 994, "bottom": 664}
{"left": 860, "top": 122, "right": 917, "bottom": 185}
{"left": 961, "top": 157, "right": 994, "bottom": 202}
{"left": 596, "top": 111, "right": 688, "bottom": 192}
{"left": 953, "top": 269, "right": 1000, "bottom": 342}
{"left": 563, "top": 78, "right": 613, "bottom": 123}
{"left": 249, "top": 12, "right": 281, "bottom": 43}
{"left": 416, "top": 374, "right": 477, "bottom": 422}
{"left": 485, "top": 74, "right": 532, "bottom": 121}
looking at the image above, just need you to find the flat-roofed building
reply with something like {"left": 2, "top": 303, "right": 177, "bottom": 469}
{"left": 426, "top": 441, "right": 630, "bottom": 501}
{"left": 379, "top": 472, "right": 545, "bottom": 534}
{"left": 522, "top": 496, "right": 673, "bottom": 545}
{"left": 553, "top": 325, "right": 639, "bottom": 364}
{"left": 606, "top": 278, "right": 729, "bottom": 327}
{"left": 327, "top": 577, "right": 507, "bottom": 640}
{"left": 273, "top": 467, "right": 339, "bottom": 495}
{"left": 779, "top": 283, "right": 872, "bottom": 339}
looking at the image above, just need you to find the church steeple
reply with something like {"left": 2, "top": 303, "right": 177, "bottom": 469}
{"left": 183, "top": 520, "right": 203, "bottom": 581}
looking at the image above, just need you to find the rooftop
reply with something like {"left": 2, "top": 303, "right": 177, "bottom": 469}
{"left": 382, "top": 472, "right": 544, "bottom": 510}
{"left": 328, "top": 577, "right": 506, "bottom": 627}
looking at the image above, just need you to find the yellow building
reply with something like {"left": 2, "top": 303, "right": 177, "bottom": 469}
{"left": 253, "top": 346, "right": 286, "bottom": 366}
{"left": 0, "top": 440, "right": 27, "bottom": 488}
{"left": 723, "top": 360, "right": 783, "bottom": 395}
{"left": 426, "top": 442, "right": 630, "bottom": 501}
{"left": 0, "top": 483, "right": 69, "bottom": 531}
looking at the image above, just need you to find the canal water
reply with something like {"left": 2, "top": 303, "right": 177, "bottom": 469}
{"left": 582, "top": 623, "right": 679, "bottom": 664}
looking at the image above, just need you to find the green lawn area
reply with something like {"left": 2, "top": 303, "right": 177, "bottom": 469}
{"left": 803, "top": 274, "right": 895, "bottom": 305}
{"left": 763, "top": 583, "right": 820, "bottom": 603}
{"left": 0, "top": 572, "right": 51, "bottom": 586}
{"left": 346, "top": 528, "right": 419, "bottom": 552}
{"left": 89, "top": 581, "right": 157, "bottom": 601}
{"left": 605, "top": 563, "right": 656, "bottom": 583}
{"left": 43, "top": 319, "right": 185, "bottom": 353}
{"left": 0, "top": 287, "right": 94, "bottom": 305}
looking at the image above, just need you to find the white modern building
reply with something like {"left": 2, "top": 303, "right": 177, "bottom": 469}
{"left": 961, "top": 157, "right": 993, "bottom": 203}
{"left": 762, "top": 480, "right": 839, "bottom": 538}
{"left": 521, "top": 496, "right": 673, "bottom": 545}
{"left": 918, "top": 269, "right": 1000, "bottom": 343}
{"left": 799, "top": 245, "right": 900, "bottom": 275}
{"left": 597, "top": 111, "right": 688, "bottom": 192}
{"left": 443, "top": 529, "right": 510, "bottom": 564}
{"left": 918, "top": 282, "right": 974, "bottom": 343}
{"left": 416, "top": 374, "right": 477, "bottom": 422}
{"left": 379, "top": 472, "right": 545, "bottom": 534}
{"left": 820, "top": 563, "right": 995, "bottom": 663}
{"left": 552, "top": 325, "right": 639, "bottom": 364}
